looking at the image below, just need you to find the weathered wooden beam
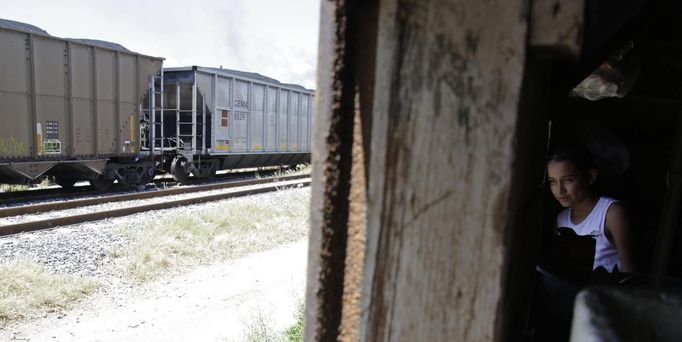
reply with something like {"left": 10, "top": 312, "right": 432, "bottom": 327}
{"left": 361, "top": 0, "right": 533, "bottom": 340}
{"left": 307, "top": 0, "right": 545, "bottom": 340}
{"left": 305, "top": 0, "right": 380, "bottom": 339}
{"left": 529, "top": 0, "right": 585, "bottom": 59}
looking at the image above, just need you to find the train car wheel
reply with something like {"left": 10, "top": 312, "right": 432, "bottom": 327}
{"left": 90, "top": 174, "right": 114, "bottom": 191}
{"left": 137, "top": 167, "right": 156, "bottom": 185}
{"left": 55, "top": 177, "right": 76, "bottom": 189}
{"left": 206, "top": 163, "right": 217, "bottom": 179}
{"left": 171, "top": 156, "right": 190, "bottom": 183}
{"left": 197, "top": 162, "right": 217, "bottom": 179}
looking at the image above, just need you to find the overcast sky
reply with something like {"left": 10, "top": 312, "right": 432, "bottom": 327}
{"left": 2, "top": 0, "right": 321, "bottom": 89}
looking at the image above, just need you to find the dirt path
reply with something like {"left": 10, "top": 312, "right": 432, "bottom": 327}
{"left": 2, "top": 239, "right": 309, "bottom": 342}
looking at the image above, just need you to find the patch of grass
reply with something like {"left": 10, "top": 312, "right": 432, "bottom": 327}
{"left": 118, "top": 189, "right": 310, "bottom": 283}
{"left": 0, "top": 184, "right": 28, "bottom": 193}
{"left": 0, "top": 177, "right": 52, "bottom": 193}
{"left": 275, "top": 164, "right": 311, "bottom": 178}
{"left": 243, "top": 302, "right": 305, "bottom": 342}
{"left": 245, "top": 310, "right": 281, "bottom": 342}
{"left": 255, "top": 164, "right": 311, "bottom": 180}
{"left": 0, "top": 261, "right": 99, "bottom": 326}
{"left": 283, "top": 302, "right": 304, "bottom": 342}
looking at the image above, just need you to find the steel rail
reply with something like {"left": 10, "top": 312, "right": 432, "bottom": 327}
{"left": 0, "top": 178, "right": 310, "bottom": 236}
{"left": 0, "top": 168, "right": 290, "bottom": 206}
{"left": 0, "top": 186, "right": 95, "bottom": 205}
{"left": 0, "top": 174, "right": 310, "bottom": 218}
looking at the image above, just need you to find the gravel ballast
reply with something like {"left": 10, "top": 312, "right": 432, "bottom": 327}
{"left": 0, "top": 187, "right": 311, "bottom": 334}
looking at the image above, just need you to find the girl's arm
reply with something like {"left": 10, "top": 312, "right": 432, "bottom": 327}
{"left": 605, "top": 203, "right": 636, "bottom": 272}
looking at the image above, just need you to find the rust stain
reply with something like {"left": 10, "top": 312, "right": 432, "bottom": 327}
{"left": 338, "top": 90, "right": 368, "bottom": 342}
{"left": 314, "top": 0, "right": 355, "bottom": 340}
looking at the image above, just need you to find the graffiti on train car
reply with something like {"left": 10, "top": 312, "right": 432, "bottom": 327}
{"left": 0, "top": 137, "right": 28, "bottom": 155}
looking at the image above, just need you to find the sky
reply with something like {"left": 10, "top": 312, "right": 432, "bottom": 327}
{"left": 1, "top": 0, "right": 321, "bottom": 89}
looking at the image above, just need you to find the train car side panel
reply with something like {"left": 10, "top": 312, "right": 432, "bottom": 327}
{"left": 233, "top": 80, "right": 248, "bottom": 152}
{"left": 300, "top": 94, "right": 310, "bottom": 151}
{"left": 118, "top": 54, "right": 138, "bottom": 154}
{"left": 95, "top": 49, "right": 116, "bottom": 154}
{"left": 0, "top": 29, "right": 31, "bottom": 159}
{"left": 289, "top": 92, "right": 299, "bottom": 152}
{"left": 266, "top": 87, "right": 277, "bottom": 151}
{"left": 71, "top": 44, "right": 95, "bottom": 156}
{"left": 159, "top": 67, "right": 312, "bottom": 180}
{"left": 34, "top": 37, "right": 69, "bottom": 159}
{"left": 251, "top": 84, "right": 265, "bottom": 151}
{"left": 278, "top": 89, "right": 289, "bottom": 151}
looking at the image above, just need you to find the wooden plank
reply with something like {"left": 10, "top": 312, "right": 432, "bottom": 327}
{"left": 530, "top": 0, "right": 585, "bottom": 59}
{"left": 361, "top": 0, "right": 531, "bottom": 340}
{"left": 304, "top": 1, "right": 379, "bottom": 340}
{"left": 304, "top": 1, "right": 352, "bottom": 340}
{"left": 306, "top": 0, "right": 544, "bottom": 340}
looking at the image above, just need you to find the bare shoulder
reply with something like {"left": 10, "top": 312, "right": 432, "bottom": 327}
{"left": 605, "top": 202, "right": 629, "bottom": 226}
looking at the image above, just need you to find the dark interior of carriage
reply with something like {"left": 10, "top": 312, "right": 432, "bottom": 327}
{"left": 528, "top": 1, "right": 682, "bottom": 340}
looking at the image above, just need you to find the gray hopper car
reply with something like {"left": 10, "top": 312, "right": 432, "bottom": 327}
{"left": 0, "top": 19, "right": 313, "bottom": 190}
{"left": 0, "top": 19, "right": 163, "bottom": 189}
{"left": 147, "top": 67, "right": 313, "bottom": 182}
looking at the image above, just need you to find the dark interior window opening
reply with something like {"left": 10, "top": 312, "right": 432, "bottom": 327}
{"left": 528, "top": 2, "right": 682, "bottom": 340}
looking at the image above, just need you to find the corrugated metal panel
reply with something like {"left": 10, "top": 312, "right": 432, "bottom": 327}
{"left": 34, "top": 37, "right": 66, "bottom": 97}
{"left": 0, "top": 30, "right": 29, "bottom": 93}
{"left": 301, "top": 94, "right": 310, "bottom": 150}
{"left": 231, "top": 80, "right": 248, "bottom": 151}
{"left": 71, "top": 45, "right": 92, "bottom": 99}
{"left": 279, "top": 89, "right": 289, "bottom": 151}
{"left": 72, "top": 99, "right": 94, "bottom": 155}
{"left": 33, "top": 37, "right": 68, "bottom": 157}
{"left": 0, "top": 93, "right": 30, "bottom": 158}
{"left": 96, "top": 101, "right": 115, "bottom": 153}
{"left": 216, "top": 77, "right": 230, "bottom": 107}
{"left": 119, "top": 55, "right": 135, "bottom": 102}
{"left": 251, "top": 84, "right": 265, "bottom": 151}
{"left": 94, "top": 49, "right": 116, "bottom": 154}
{"left": 119, "top": 102, "right": 136, "bottom": 152}
{"left": 266, "top": 87, "right": 277, "bottom": 151}
{"left": 289, "top": 92, "right": 299, "bottom": 151}
{"left": 118, "top": 55, "right": 137, "bottom": 153}
{"left": 0, "top": 29, "right": 31, "bottom": 159}
{"left": 234, "top": 80, "right": 248, "bottom": 109}
{"left": 96, "top": 49, "right": 115, "bottom": 101}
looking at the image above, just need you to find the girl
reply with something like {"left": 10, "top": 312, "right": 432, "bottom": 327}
{"left": 547, "top": 145, "right": 635, "bottom": 273}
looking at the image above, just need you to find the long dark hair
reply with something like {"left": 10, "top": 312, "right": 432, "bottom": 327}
{"left": 548, "top": 144, "right": 596, "bottom": 175}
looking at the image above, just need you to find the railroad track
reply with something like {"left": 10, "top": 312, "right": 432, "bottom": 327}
{"left": 0, "top": 174, "right": 310, "bottom": 236}
{"left": 0, "top": 168, "right": 289, "bottom": 207}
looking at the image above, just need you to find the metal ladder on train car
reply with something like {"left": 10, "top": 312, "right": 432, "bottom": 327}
{"left": 174, "top": 80, "right": 206, "bottom": 157}
{"left": 140, "top": 75, "right": 165, "bottom": 153}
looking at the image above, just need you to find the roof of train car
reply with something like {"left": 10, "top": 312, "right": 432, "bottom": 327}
{"left": 0, "top": 18, "right": 49, "bottom": 35}
{"left": 164, "top": 66, "right": 315, "bottom": 93}
{"left": 65, "top": 38, "right": 132, "bottom": 53}
{"left": 0, "top": 18, "right": 163, "bottom": 60}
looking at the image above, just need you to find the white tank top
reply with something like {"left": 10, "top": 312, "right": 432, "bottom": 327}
{"left": 556, "top": 196, "right": 621, "bottom": 272}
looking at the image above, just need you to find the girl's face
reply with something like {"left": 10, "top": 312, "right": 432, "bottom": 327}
{"left": 547, "top": 160, "right": 596, "bottom": 208}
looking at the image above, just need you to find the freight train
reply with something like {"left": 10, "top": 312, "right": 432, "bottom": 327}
{"left": 0, "top": 19, "right": 313, "bottom": 190}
